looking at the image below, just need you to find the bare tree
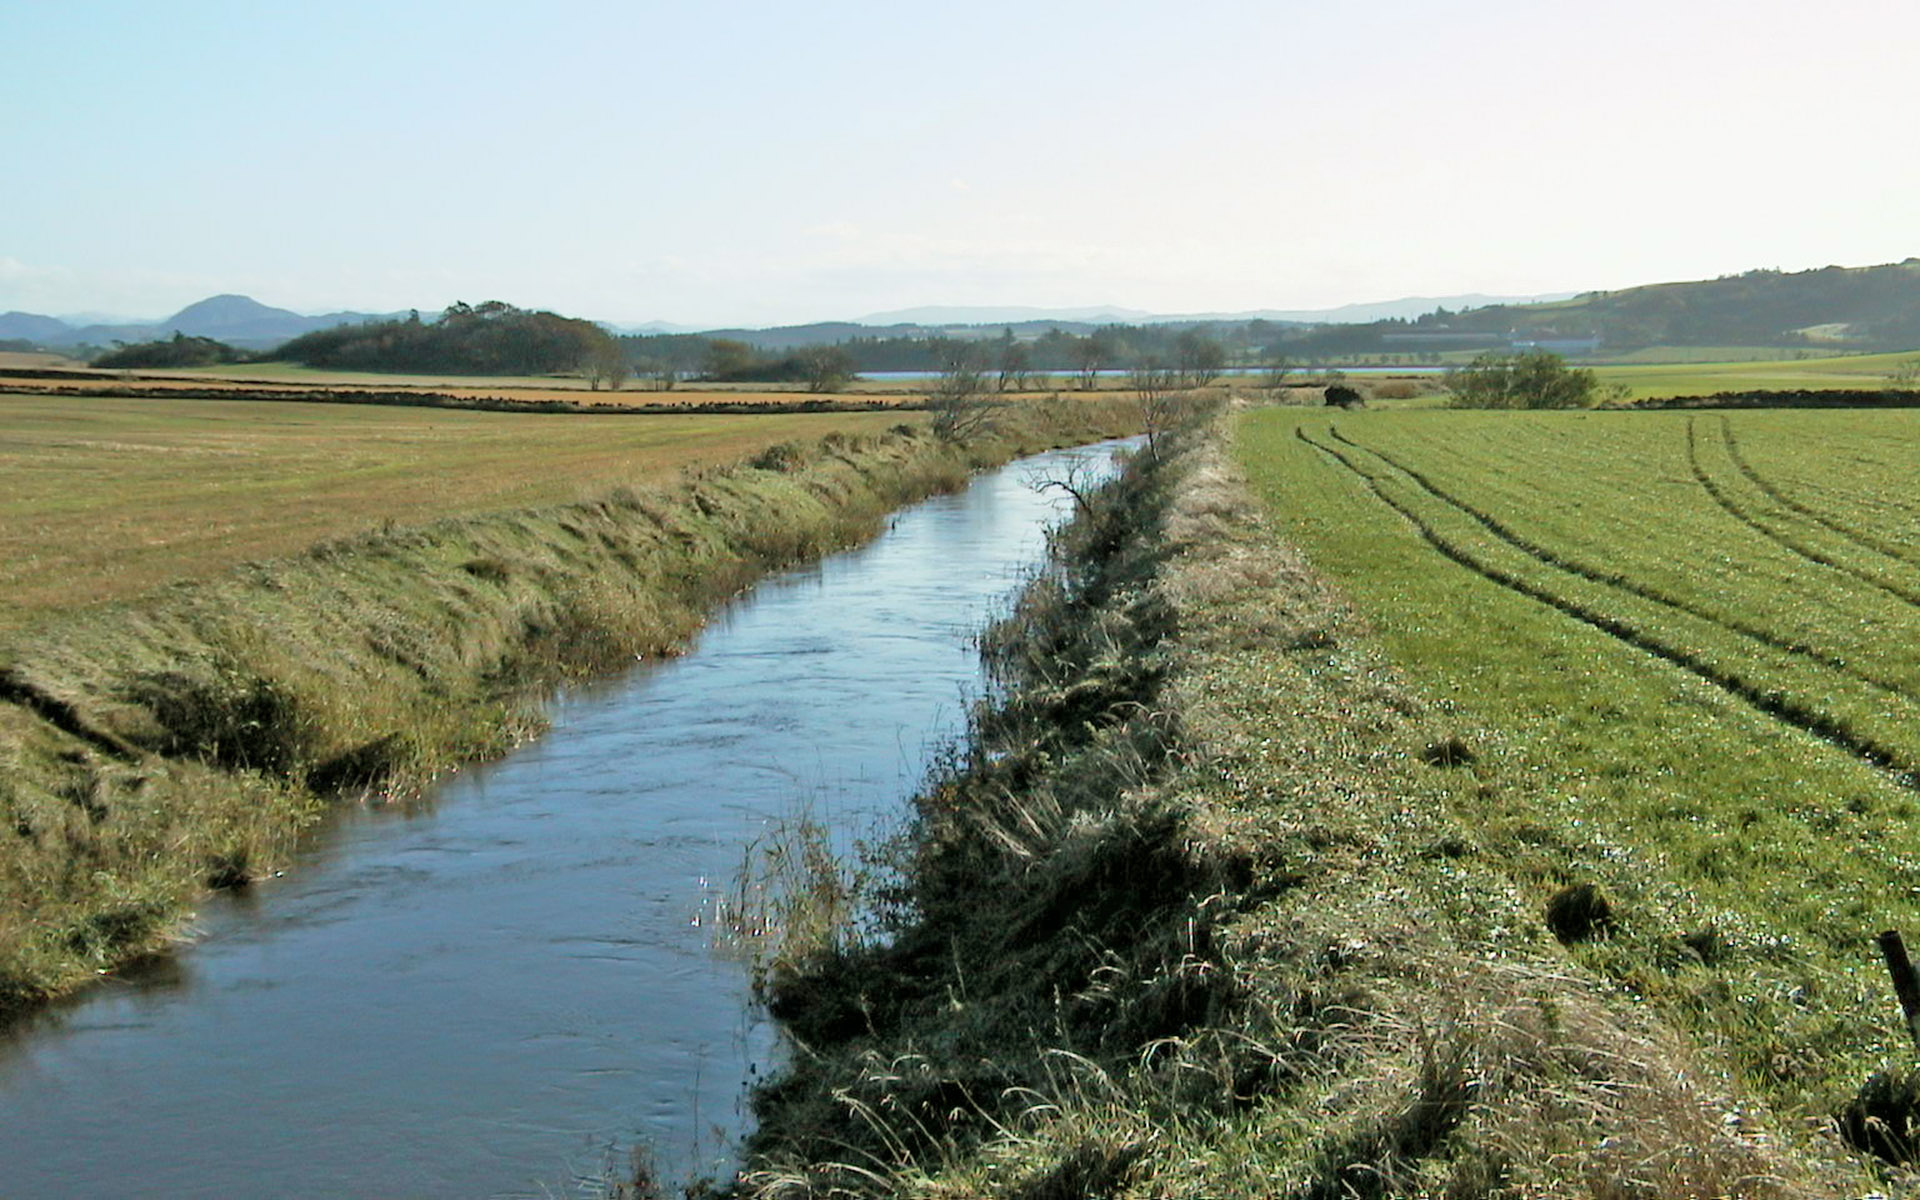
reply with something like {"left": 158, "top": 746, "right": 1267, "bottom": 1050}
{"left": 796, "top": 345, "right": 856, "bottom": 393}
{"left": 1261, "top": 354, "right": 1295, "bottom": 391}
{"left": 635, "top": 356, "right": 679, "bottom": 391}
{"left": 1024, "top": 455, "right": 1104, "bottom": 519}
{"left": 582, "top": 339, "right": 630, "bottom": 391}
{"left": 1070, "top": 332, "right": 1111, "bottom": 390}
{"left": 995, "top": 338, "right": 1033, "bottom": 393}
{"left": 1174, "top": 329, "right": 1225, "bottom": 388}
{"left": 928, "top": 340, "right": 995, "bottom": 441}
{"left": 1129, "top": 359, "right": 1183, "bottom": 461}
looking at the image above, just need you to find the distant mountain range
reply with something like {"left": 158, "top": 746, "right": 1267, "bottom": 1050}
{"left": 1412, "top": 260, "right": 1920, "bottom": 350}
{"left": 857, "top": 295, "right": 1576, "bottom": 328}
{"left": 9, "top": 262, "right": 1920, "bottom": 356}
{"left": 0, "top": 290, "right": 1581, "bottom": 354}
{"left": 0, "top": 294, "right": 400, "bottom": 351}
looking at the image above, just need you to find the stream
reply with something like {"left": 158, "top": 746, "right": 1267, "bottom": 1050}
{"left": 0, "top": 438, "right": 1134, "bottom": 1199}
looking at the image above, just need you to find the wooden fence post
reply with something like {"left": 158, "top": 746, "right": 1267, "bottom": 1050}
{"left": 1877, "top": 929, "right": 1920, "bottom": 1051}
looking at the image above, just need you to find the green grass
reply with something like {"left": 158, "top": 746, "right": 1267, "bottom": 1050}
{"left": 732, "top": 413, "right": 1859, "bottom": 1197}
{"left": 1270, "top": 349, "right": 1920, "bottom": 402}
{"left": 1588, "top": 349, "right": 1920, "bottom": 400}
{"left": 1588, "top": 344, "right": 1855, "bottom": 365}
{"left": 1238, "top": 403, "right": 1920, "bottom": 1120}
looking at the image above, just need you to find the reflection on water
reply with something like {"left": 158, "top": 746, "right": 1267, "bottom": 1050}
{"left": 0, "top": 439, "right": 1135, "bottom": 1199}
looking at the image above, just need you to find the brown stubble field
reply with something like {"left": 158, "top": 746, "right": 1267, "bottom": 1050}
{"left": 0, "top": 392, "right": 918, "bottom": 636}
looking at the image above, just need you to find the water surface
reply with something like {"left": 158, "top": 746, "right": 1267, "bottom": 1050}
{"left": 0, "top": 439, "right": 1133, "bottom": 1199}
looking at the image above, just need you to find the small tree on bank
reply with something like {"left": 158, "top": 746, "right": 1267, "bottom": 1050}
{"left": 1174, "top": 329, "right": 1226, "bottom": 388}
{"left": 581, "top": 335, "right": 629, "bottom": 390}
{"left": 1261, "top": 354, "right": 1296, "bottom": 391}
{"left": 1445, "top": 349, "right": 1597, "bottom": 409}
{"left": 928, "top": 340, "right": 994, "bottom": 441}
{"left": 1886, "top": 356, "right": 1920, "bottom": 391}
{"left": 1128, "top": 359, "right": 1183, "bottom": 461}
{"left": 796, "top": 345, "right": 856, "bottom": 393}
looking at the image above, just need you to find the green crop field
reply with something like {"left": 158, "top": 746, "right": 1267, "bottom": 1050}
{"left": 1238, "top": 403, "right": 1920, "bottom": 1113}
{"left": 1594, "top": 349, "right": 1920, "bottom": 400}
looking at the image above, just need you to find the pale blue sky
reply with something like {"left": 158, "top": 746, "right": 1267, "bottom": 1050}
{"left": 5, "top": 0, "right": 1917, "bottom": 326}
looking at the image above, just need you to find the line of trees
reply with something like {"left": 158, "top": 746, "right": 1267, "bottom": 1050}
{"left": 617, "top": 325, "right": 1240, "bottom": 389}
{"left": 270, "top": 301, "right": 620, "bottom": 379}
{"left": 93, "top": 332, "right": 250, "bottom": 369}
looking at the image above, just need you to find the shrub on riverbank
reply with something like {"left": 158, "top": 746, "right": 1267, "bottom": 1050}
{"left": 0, "top": 397, "right": 1139, "bottom": 1016}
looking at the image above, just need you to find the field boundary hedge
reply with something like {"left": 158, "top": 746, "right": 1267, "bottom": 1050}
{"left": 1622, "top": 388, "right": 1920, "bottom": 409}
{"left": 0, "top": 378, "right": 906, "bottom": 416}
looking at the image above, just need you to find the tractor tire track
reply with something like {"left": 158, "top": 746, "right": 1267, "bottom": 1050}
{"left": 1323, "top": 425, "right": 1918, "bottom": 704}
{"left": 1297, "top": 425, "right": 1918, "bottom": 786}
{"left": 1718, "top": 416, "right": 1920, "bottom": 569}
{"left": 1686, "top": 418, "right": 1920, "bottom": 610}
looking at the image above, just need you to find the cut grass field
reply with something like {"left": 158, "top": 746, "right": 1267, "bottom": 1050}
{"left": 1239, "top": 403, "right": 1920, "bottom": 1149}
{"left": 0, "top": 395, "right": 915, "bottom": 636}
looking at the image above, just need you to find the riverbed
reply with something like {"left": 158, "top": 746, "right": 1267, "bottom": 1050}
{"left": 0, "top": 438, "right": 1135, "bottom": 1198}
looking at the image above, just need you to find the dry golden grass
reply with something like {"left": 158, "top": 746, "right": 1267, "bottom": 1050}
{"left": 0, "top": 352, "right": 77, "bottom": 370}
{"left": 4, "top": 360, "right": 1098, "bottom": 400}
{"left": 0, "top": 370, "right": 924, "bottom": 407}
{"left": 0, "top": 393, "right": 918, "bottom": 635}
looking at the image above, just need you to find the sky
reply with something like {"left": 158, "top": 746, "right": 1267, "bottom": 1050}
{"left": 5, "top": 0, "right": 1919, "bottom": 328}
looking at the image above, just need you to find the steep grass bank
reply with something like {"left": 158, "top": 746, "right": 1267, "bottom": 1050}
{"left": 0, "top": 400, "right": 1138, "bottom": 1016}
{"left": 729, "top": 412, "right": 1858, "bottom": 1197}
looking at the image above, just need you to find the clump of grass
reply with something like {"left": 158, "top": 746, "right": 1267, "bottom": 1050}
{"left": 1545, "top": 882, "right": 1616, "bottom": 944}
{"left": 751, "top": 441, "right": 808, "bottom": 473}
{"left": 1838, "top": 1069, "right": 1920, "bottom": 1164}
{"left": 1421, "top": 734, "right": 1477, "bottom": 767}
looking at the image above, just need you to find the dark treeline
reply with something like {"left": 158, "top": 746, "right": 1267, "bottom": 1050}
{"left": 269, "top": 301, "right": 623, "bottom": 380}
{"left": 93, "top": 332, "right": 252, "bottom": 369}
{"left": 618, "top": 321, "right": 1296, "bottom": 386}
{"left": 1393, "top": 261, "right": 1920, "bottom": 351}
{"left": 615, "top": 260, "right": 1920, "bottom": 375}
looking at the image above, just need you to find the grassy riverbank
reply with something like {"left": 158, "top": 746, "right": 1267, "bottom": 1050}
{"left": 0, "top": 395, "right": 922, "bottom": 635}
{"left": 0, "top": 397, "right": 1139, "bottom": 1016}
{"left": 728, "top": 406, "right": 1879, "bottom": 1196}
